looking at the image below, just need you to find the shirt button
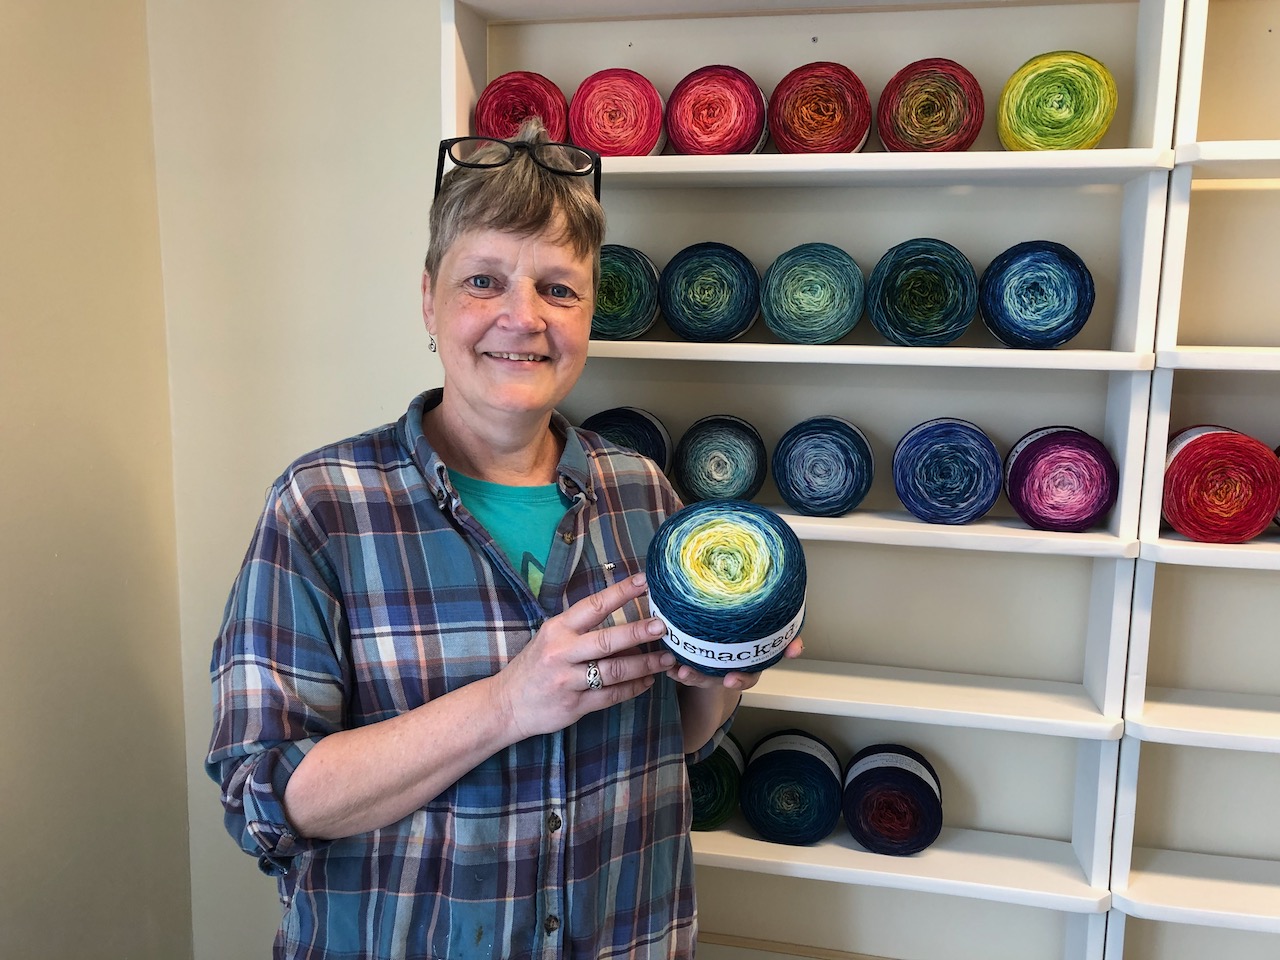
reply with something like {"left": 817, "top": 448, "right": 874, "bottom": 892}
{"left": 561, "top": 531, "right": 574, "bottom": 544}
{"left": 543, "top": 915, "right": 560, "bottom": 934}
{"left": 547, "top": 812, "right": 562, "bottom": 832}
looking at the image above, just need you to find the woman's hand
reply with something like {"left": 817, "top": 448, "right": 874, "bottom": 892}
{"left": 665, "top": 635, "right": 805, "bottom": 692}
{"left": 495, "top": 572, "right": 677, "bottom": 741}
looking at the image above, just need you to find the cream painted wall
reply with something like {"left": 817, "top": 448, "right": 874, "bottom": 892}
{"left": 145, "top": 2, "right": 442, "bottom": 956}
{"left": 0, "top": 1, "right": 191, "bottom": 957}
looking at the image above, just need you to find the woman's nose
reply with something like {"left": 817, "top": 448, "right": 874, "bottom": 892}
{"left": 500, "top": 282, "right": 548, "bottom": 331}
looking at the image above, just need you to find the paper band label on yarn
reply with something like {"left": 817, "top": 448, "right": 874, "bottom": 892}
{"left": 649, "top": 594, "right": 804, "bottom": 671}
{"left": 718, "top": 735, "right": 745, "bottom": 775}
{"left": 1166, "top": 425, "right": 1233, "bottom": 468}
{"left": 751, "top": 733, "right": 840, "bottom": 782}
{"left": 844, "top": 752, "right": 940, "bottom": 799}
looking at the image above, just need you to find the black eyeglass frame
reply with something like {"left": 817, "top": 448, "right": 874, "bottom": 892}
{"left": 434, "top": 136, "right": 602, "bottom": 201}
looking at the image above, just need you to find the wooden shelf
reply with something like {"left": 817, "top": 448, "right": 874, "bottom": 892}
{"left": 692, "top": 820, "right": 1110, "bottom": 913}
{"left": 1175, "top": 141, "right": 1280, "bottom": 180}
{"left": 1140, "top": 535, "right": 1280, "bottom": 570}
{"left": 591, "top": 339, "right": 1155, "bottom": 371}
{"left": 780, "top": 508, "right": 1137, "bottom": 558}
{"left": 601, "top": 149, "right": 1172, "bottom": 190}
{"left": 744, "top": 659, "right": 1122, "bottom": 740}
{"left": 463, "top": 0, "right": 1168, "bottom": 25}
{"left": 1157, "top": 346, "right": 1280, "bottom": 371}
{"left": 1126, "top": 687, "right": 1280, "bottom": 752}
{"left": 1114, "top": 847, "right": 1280, "bottom": 932}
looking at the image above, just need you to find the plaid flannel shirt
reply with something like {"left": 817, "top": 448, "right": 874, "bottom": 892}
{"left": 207, "top": 389, "right": 722, "bottom": 960}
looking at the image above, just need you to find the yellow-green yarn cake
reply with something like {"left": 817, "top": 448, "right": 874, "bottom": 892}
{"left": 997, "top": 51, "right": 1117, "bottom": 151}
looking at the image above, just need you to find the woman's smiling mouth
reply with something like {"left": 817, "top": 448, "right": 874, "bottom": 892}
{"left": 487, "top": 351, "right": 547, "bottom": 362}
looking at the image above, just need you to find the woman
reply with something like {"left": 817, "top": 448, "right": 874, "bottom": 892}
{"left": 207, "top": 118, "right": 800, "bottom": 960}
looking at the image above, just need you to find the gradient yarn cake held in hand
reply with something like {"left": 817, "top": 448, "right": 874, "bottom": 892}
{"left": 979, "top": 240, "right": 1095, "bottom": 348}
{"left": 843, "top": 743, "right": 943, "bottom": 856}
{"left": 997, "top": 51, "right": 1117, "bottom": 151}
{"left": 673, "top": 414, "right": 768, "bottom": 503}
{"left": 740, "top": 730, "right": 842, "bottom": 846}
{"left": 767, "top": 61, "right": 871, "bottom": 154}
{"left": 473, "top": 71, "right": 569, "bottom": 141}
{"left": 867, "top": 238, "right": 978, "bottom": 347}
{"left": 772, "top": 416, "right": 874, "bottom": 517}
{"left": 646, "top": 500, "right": 806, "bottom": 676}
{"left": 689, "top": 732, "right": 745, "bottom": 831}
{"left": 593, "top": 244, "right": 661, "bottom": 341}
{"left": 659, "top": 242, "right": 760, "bottom": 342}
{"left": 894, "top": 418, "right": 1002, "bottom": 524}
{"left": 1163, "top": 426, "right": 1280, "bottom": 543}
{"left": 666, "top": 65, "right": 769, "bottom": 155}
{"left": 1004, "top": 426, "right": 1118, "bottom": 532}
{"left": 569, "top": 68, "right": 666, "bottom": 156}
{"left": 761, "top": 242, "right": 865, "bottom": 345}
{"left": 580, "top": 406, "right": 673, "bottom": 473}
{"left": 876, "top": 58, "right": 984, "bottom": 152}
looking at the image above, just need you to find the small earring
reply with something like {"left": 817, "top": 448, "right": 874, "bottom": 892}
{"left": 429, "top": 334, "right": 437, "bottom": 353}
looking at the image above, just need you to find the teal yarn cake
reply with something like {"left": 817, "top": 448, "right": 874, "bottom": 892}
{"left": 592, "top": 244, "right": 661, "bottom": 341}
{"left": 646, "top": 499, "right": 806, "bottom": 676}
{"left": 867, "top": 238, "right": 977, "bottom": 347}
{"left": 740, "top": 729, "right": 842, "bottom": 845}
{"left": 689, "top": 732, "right": 745, "bottom": 830}
{"left": 658, "top": 241, "right": 760, "bottom": 342}
{"left": 761, "top": 242, "right": 865, "bottom": 345}
{"left": 673, "top": 414, "right": 768, "bottom": 503}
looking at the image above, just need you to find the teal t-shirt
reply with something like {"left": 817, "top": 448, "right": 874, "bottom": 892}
{"left": 448, "top": 469, "right": 572, "bottom": 595}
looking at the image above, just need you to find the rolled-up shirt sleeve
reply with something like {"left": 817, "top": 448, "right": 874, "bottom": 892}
{"left": 206, "top": 479, "right": 348, "bottom": 876}
{"left": 684, "top": 702, "right": 739, "bottom": 766}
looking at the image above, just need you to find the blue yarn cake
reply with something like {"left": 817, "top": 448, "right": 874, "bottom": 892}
{"left": 580, "top": 406, "right": 673, "bottom": 473}
{"left": 979, "top": 240, "right": 1095, "bottom": 348}
{"left": 893, "top": 417, "right": 1002, "bottom": 524}
{"left": 741, "top": 729, "right": 843, "bottom": 845}
{"left": 658, "top": 241, "right": 760, "bottom": 342}
{"left": 772, "top": 415, "right": 874, "bottom": 517}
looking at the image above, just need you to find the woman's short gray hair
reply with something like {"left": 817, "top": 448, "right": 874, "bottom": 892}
{"left": 425, "top": 117, "right": 606, "bottom": 289}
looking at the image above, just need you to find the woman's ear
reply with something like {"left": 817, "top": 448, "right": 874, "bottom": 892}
{"left": 421, "top": 270, "right": 435, "bottom": 335}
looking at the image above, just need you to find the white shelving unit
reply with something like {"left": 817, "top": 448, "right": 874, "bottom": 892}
{"left": 440, "top": 2, "right": 1189, "bottom": 958}
{"left": 1111, "top": 0, "right": 1280, "bottom": 957}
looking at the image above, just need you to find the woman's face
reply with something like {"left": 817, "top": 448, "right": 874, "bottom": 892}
{"left": 423, "top": 218, "right": 595, "bottom": 431}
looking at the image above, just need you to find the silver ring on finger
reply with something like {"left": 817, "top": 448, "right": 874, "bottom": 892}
{"left": 585, "top": 660, "right": 603, "bottom": 691}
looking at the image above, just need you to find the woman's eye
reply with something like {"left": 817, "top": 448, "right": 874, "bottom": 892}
{"left": 547, "top": 283, "right": 577, "bottom": 300}
{"left": 466, "top": 275, "right": 495, "bottom": 290}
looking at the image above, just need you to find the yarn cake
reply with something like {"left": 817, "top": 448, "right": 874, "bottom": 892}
{"left": 646, "top": 499, "right": 806, "bottom": 676}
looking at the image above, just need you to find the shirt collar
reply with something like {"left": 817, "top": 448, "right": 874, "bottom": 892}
{"left": 400, "top": 389, "right": 597, "bottom": 505}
